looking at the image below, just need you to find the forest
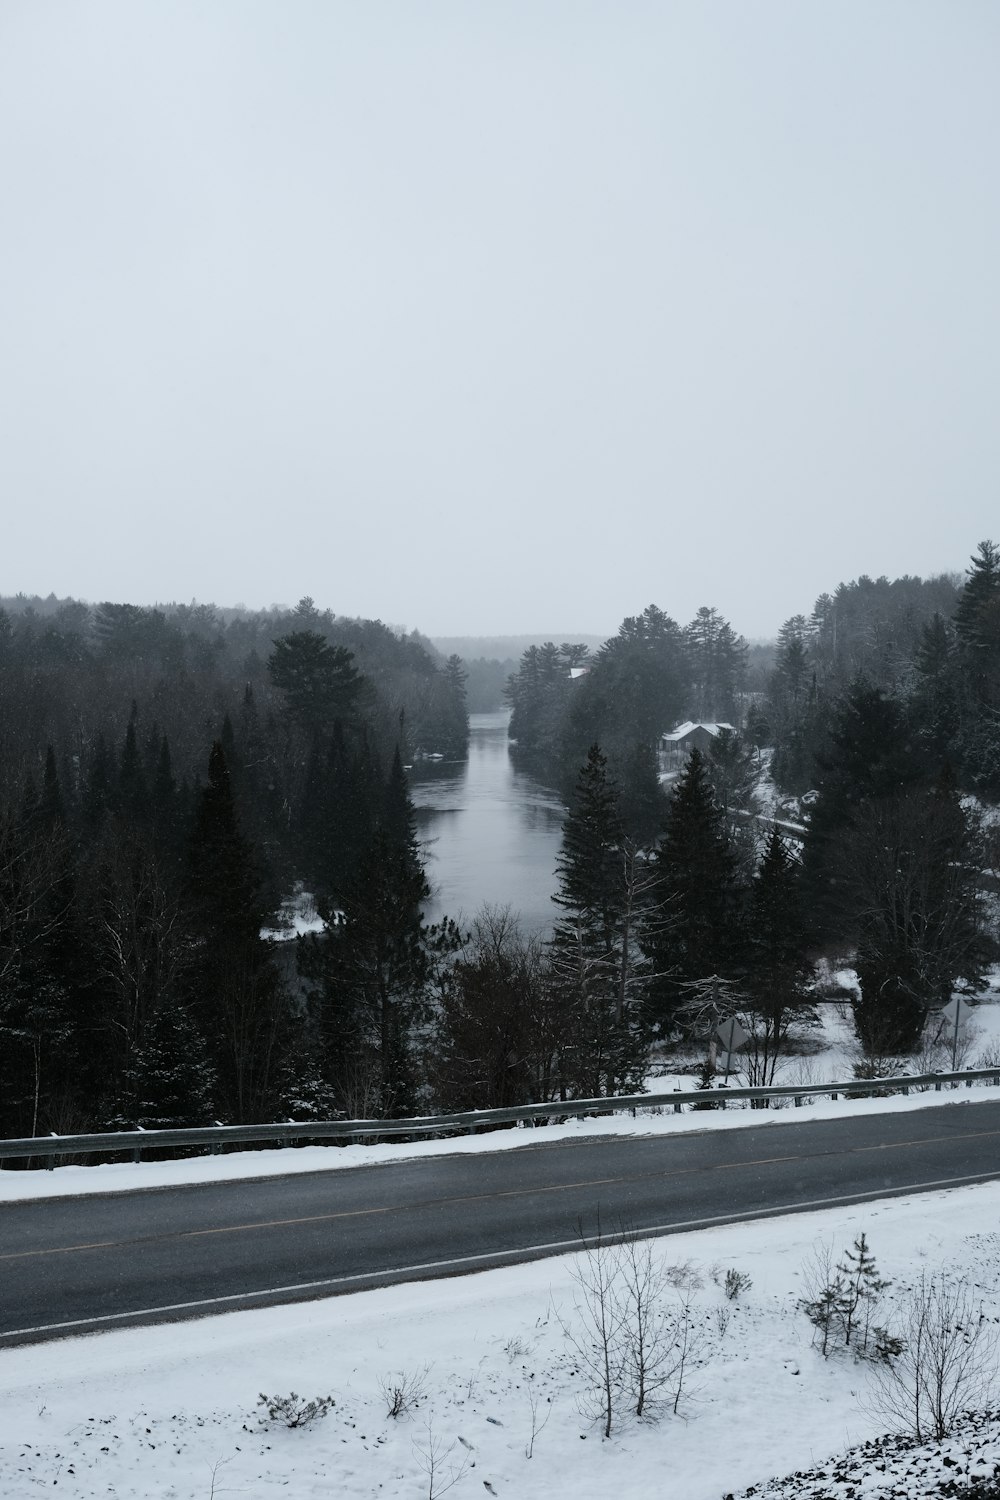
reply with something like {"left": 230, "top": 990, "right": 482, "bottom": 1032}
{"left": 0, "top": 542, "right": 998, "bottom": 1146}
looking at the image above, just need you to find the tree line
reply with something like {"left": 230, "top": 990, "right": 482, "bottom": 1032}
{"left": 487, "top": 542, "right": 998, "bottom": 1090}
{"left": 0, "top": 595, "right": 467, "bottom": 1140}
{"left": 1, "top": 541, "right": 997, "bottom": 1145}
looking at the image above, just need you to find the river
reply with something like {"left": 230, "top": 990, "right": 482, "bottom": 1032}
{"left": 410, "top": 710, "right": 566, "bottom": 936}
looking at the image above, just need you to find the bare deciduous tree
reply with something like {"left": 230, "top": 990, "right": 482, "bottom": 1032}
{"left": 872, "top": 1274, "right": 999, "bottom": 1441}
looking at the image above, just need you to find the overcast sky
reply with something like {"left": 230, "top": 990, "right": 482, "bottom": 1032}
{"left": 1, "top": 2, "right": 998, "bottom": 641}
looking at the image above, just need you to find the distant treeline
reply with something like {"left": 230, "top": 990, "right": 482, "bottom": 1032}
{"left": 501, "top": 557, "right": 999, "bottom": 804}
{"left": 432, "top": 634, "right": 608, "bottom": 715}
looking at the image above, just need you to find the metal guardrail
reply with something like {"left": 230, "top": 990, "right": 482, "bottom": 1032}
{"left": 2, "top": 1066, "right": 999, "bottom": 1170}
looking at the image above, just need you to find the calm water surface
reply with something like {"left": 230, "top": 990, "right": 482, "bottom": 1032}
{"left": 410, "top": 711, "right": 565, "bottom": 935}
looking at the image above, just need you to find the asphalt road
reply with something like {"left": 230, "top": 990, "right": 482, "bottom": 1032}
{"left": 3, "top": 1100, "right": 1000, "bottom": 1347}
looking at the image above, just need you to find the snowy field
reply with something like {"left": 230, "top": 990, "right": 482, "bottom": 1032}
{"left": 3, "top": 1182, "right": 1000, "bottom": 1498}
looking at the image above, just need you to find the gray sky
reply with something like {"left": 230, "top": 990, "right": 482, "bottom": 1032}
{"left": 2, "top": 2, "right": 998, "bottom": 641}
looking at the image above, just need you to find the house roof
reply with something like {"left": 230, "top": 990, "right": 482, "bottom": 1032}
{"left": 661, "top": 720, "right": 734, "bottom": 743}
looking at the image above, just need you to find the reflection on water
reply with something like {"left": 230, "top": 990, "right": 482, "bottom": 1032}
{"left": 410, "top": 711, "right": 565, "bottom": 935}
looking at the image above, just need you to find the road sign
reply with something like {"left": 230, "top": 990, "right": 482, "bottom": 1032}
{"left": 939, "top": 997, "right": 975, "bottom": 1071}
{"left": 716, "top": 1017, "right": 749, "bottom": 1054}
{"left": 940, "top": 997, "right": 973, "bottom": 1028}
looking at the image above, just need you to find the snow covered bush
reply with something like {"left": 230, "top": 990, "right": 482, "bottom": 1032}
{"left": 724, "top": 1268, "right": 752, "bottom": 1300}
{"left": 256, "top": 1391, "right": 335, "bottom": 1427}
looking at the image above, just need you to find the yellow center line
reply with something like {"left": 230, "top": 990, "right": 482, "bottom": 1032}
{"left": 5, "top": 1126, "right": 999, "bottom": 1263}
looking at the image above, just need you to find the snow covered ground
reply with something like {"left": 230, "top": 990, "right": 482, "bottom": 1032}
{"left": 3, "top": 1182, "right": 1000, "bottom": 1498}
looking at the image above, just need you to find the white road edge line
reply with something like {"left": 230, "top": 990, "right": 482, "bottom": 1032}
{"left": 4, "top": 1169, "right": 998, "bottom": 1341}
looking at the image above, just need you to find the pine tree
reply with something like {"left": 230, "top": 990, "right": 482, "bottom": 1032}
{"left": 850, "top": 769, "right": 988, "bottom": 1055}
{"left": 130, "top": 1002, "right": 216, "bottom": 1129}
{"left": 187, "top": 742, "right": 288, "bottom": 1122}
{"left": 303, "top": 747, "right": 456, "bottom": 1117}
{"left": 802, "top": 682, "right": 925, "bottom": 939}
{"left": 951, "top": 541, "right": 1000, "bottom": 792}
{"left": 742, "top": 831, "right": 816, "bottom": 1088}
{"left": 684, "top": 606, "right": 748, "bottom": 721}
{"left": 440, "top": 655, "right": 470, "bottom": 757}
{"left": 119, "top": 707, "right": 147, "bottom": 821}
{"left": 84, "top": 733, "right": 115, "bottom": 829}
{"left": 954, "top": 539, "right": 1000, "bottom": 655}
{"left": 643, "top": 749, "right": 743, "bottom": 1035}
{"left": 910, "top": 612, "right": 959, "bottom": 774}
{"left": 267, "top": 630, "right": 362, "bottom": 740}
{"left": 547, "top": 746, "right": 651, "bottom": 1097}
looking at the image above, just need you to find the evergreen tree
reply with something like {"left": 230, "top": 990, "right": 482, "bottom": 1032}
{"left": 954, "top": 539, "right": 1000, "bottom": 657}
{"left": 187, "top": 742, "right": 288, "bottom": 1122}
{"left": 0, "top": 788, "right": 86, "bottom": 1137}
{"left": 802, "top": 681, "right": 925, "bottom": 938}
{"left": 84, "top": 733, "right": 115, "bottom": 830}
{"left": 614, "top": 740, "right": 665, "bottom": 847}
{"left": 130, "top": 1001, "right": 216, "bottom": 1129}
{"left": 848, "top": 772, "right": 988, "bottom": 1054}
{"left": 548, "top": 746, "right": 650, "bottom": 1099}
{"left": 118, "top": 707, "right": 147, "bottom": 820}
{"left": 267, "top": 630, "right": 362, "bottom": 740}
{"left": 302, "top": 748, "right": 458, "bottom": 1117}
{"left": 684, "top": 606, "right": 748, "bottom": 722}
{"left": 643, "top": 748, "right": 743, "bottom": 1034}
{"left": 910, "top": 612, "right": 959, "bottom": 775}
{"left": 435, "top": 655, "right": 470, "bottom": 757}
{"left": 951, "top": 541, "right": 1000, "bottom": 793}
{"left": 742, "top": 831, "right": 816, "bottom": 1088}
{"left": 38, "top": 746, "right": 65, "bottom": 829}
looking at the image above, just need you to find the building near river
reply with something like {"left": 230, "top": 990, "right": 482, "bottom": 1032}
{"left": 659, "top": 720, "right": 734, "bottom": 773}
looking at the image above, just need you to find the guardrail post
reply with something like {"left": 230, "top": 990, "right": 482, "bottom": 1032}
{"left": 673, "top": 1100, "right": 682, "bottom": 1114}
{"left": 935, "top": 1078, "right": 941, "bottom": 1091}
{"left": 794, "top": 1095, "right": 802, "bottom": 1107}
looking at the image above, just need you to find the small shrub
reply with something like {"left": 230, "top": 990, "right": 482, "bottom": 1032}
{"left": 664, "top": 1258, "right": 703, "bottom": 1292}
{"left": 724, "top": 1268, "right": 752, "bottom": 1300}
{"left": 692, "top": 1057, "right": 717, "bottom": 1110}
{"left": 257, "top": 1392, "right": 335, "bottom": 1428}
{"left": 799, "top": 1233, "right": 894, "bottom": 1362}
{"left": 379, "top": 1366, "right": 430, "bottom": 1419}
